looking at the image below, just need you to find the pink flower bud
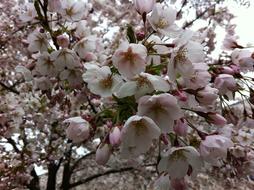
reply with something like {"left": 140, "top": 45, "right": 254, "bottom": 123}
{"left": 136, "top": 31, "right": 145, "bottom": 41}
{"left": 109, "top": 127, "right": 121, "bottom": 146}
{"left": 57, "top": 34, "right": 69, "bottom": 48}
{"left": 196, "top": 86, "right": 218, "bottom": 106}
{"left": 134, "top": 0, "right": 155, "bottom": 15}
{"left": 95, "top": 143, "right": 111, "bottom": 165}
{"left": 221, "top": 66, "right": 235, "bottom": 75}
{"left": 171, "top": 178, "right": 187, "bottom": 190}
{"left": 207, "top": 113, "right": 227, "bottom": 126}
{"left": 64, "top": 117, "right": 90, "bottom": 143}
{"left": 214, "top": 74, "right": 238, "bottom": 95}
{"left": 230, "top": 64, "right": 240, "bottom": 74}
{"left": 173, "top": 120, "right": 188, "bottom": 137}
{"left": 174, "top": 90, "right": 187, "bottom": 102}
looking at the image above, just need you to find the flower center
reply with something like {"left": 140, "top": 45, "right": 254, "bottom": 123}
{"left": 156, "top": 18, "right": 169, "bottom": 29}
{"left": 170, "top": 150, "right": 186, "bottom": 161}
{"left": 133, "top": 120, "right": 148, "bottom": 136}
{"left": 174, "top": 47, "right": 187, "bottom": 64}
{"left": 99, "top": 75, "right": 113, "bottom": 89}
{"left": 136, "top": 76, "right": 151, "bottom": 88}
{"left": 124, "top": 48, "right": 135, "bottom": 63}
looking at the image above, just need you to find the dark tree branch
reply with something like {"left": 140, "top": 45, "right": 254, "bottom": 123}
{"left": 70, "top": 151, "right": 95, "bottom": 173}
{"left": 6, "top": 137, "right": 20, "bottom": 153}
{"left": 69, "top": 163, "right": 156, "bottom": 189}
{"left": 177, "top": 0, "right": 188, "bottom": 18}
{"left": 69, "top": 167, "right": 135, "bottom": 188}
{"left": 0, "top": 81, "right": 20, "bottom": 95}
{"left": 183, "top": 8, "right": 210, "bottom": 29}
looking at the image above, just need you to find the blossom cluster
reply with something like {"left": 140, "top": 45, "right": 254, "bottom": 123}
{"left": 6, "top": 0, "right": 254, "bottom": 189}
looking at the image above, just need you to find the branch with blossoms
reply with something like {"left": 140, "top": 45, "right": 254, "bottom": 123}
{"left": 1, "top": 0, "right": 254, "bottom": 189}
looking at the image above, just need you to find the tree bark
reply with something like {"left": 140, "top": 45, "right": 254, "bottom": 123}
{"left": 46, "top": 162, "right": 59, "bottom": 190}
{"left": 27, "top": 168, "right": 40, "bottom": 190}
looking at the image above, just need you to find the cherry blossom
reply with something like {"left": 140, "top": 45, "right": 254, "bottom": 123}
{"left": 35, "top": 52, "right": 57, "bottom": 77}
{"left": 137, "top": 93, "right": 183, "bottom": 133}
{"left": 27, "top": 29, "right": 49, "bottom": 53}
{"left": 64, "top": 117, "right": 90, "bottom": 143}
{"left": 214, "top": 74, "right": 238, "bottom": 95}
{"left": 158, "top": 146, "right": 203, "bottom": 179}
{"left": 112, "top": 42, "right": 147, "bottom": 79}
{"left": 95, "top": 143, "right": 111, "bottom": 165}
{"left": 51, "top": 48, "right": 81, "bottom": 71}
{"left": 82, "top": 64, "right": 122, "bottom": 97}
{"left": 148, "top": 3, "right": 178, "bottom": 36}
{"left": 115, "top": 72, "right": 170, "bottom": 99}
{"left": 134, "top": 0, "right": 155, "bottom": 15}
{"left": 120, "top": 115, "right": 161, "bottom": 158}
{"left": 199, "top": 135, "right": 233, "bottom": 164}
{"left": 231, "top": 48, "right": 254, "bottom": 72}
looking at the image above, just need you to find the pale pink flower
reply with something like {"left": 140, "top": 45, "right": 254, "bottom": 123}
{"left": 137, "top": 93, "right": 183, "bottom": 133}
{"left": 74, "top": 36, "right": 98, "bottom": 61}
{"left": 27, "top": 29, "right": 49, "bottom": 53}
{"left": 158, "top": 146, "right": 203, "bottom": 179}
{"left": 15, "top": 65, "right": 33, "bottom": 81}
{"left": 207, "top": 112, "right": 227, "bottom": 126}
{"left": 222, "top": 34, "right": 240, "bottom": 50}
{"left": 112, "top": 42, "right": 147, "bottom": 79}
{"left": 51, "top": 48, "right": 81, "bottom": 71}
{"left": 173, "top": 119, "right": 188, "bottom": 137}
{"left": 148, "top": 3, "right": 178, "bottom": 36}
{"left": 231, "top": 48, "right": 254, "bottom": 72}
{"left": 82, "top": 64, "right": 123, "bottom": 97}
{"left": 196, "top": 86, "right": 218, "bottom": 106}
{"left": 120, "top": 115, "right": 161, "bottom": 158}
{"left": 109, "top": 127, "right": 121, "bottom": 146}
{"left": 35, "top": 52, "right": 57, "bottom": 77}
{"left": 134, "top": 0, "right": 155, "bottom": 15}
{"left": 57, "top": 34, "right": 69, "bottom": 48}
{"left": 64, "top": 117, "right": 90, "bottom": 143}
{"left": 236, "top": 130, "right": 253, "bottom": 146}
{"left": 115, "top": 72, "right": 170, "bottom": 99}
{"left": 199, "top": 135, "right": 233, "bottom": 164}
{"left": 59, "top": 69, "right": 83, "bottom": 88}
{"left": 214, "top": 74, "right": 238, "bottom": 95}
{"left": 95, "top": 143, "right": 111, "bottom": 165}
{"left": 60, "top": 0, "right": 87, "bottom": 21}
{"left": 168, "top": 37, "right": 205, "bottom": 81}
{"left": 34, "top": 77, "right": 52, "bottom": 90}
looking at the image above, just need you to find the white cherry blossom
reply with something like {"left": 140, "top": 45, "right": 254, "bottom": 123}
{"left": 27, "top": 29, "right": 49, "bottom": 53}
{"left": 137, "top": 93, "right": 183, "bottom": 133}
{"left": 82, "top": 64, "right": 122, "bottom": 97}
{"left": 64, "top": 117, "right": 90, "bottom": 143}
{"left": 51, "top": 48, "right": 81, "bottom": 72}
{"left": 35, "top": 52, "right": 57, "bottom": 77}
{"left": 199, "top": 135, "right": 233, "bottom": 164}
{"left": 115, "top": 72, "right": 170, "bottom": 99}
{"left": 158, "top": 146, "right": 203, "bottom": 179}
{"left": 112, "top": 42, "right": 147, "bottom": 79}
{"left": 148, "top": 3, "right": 178, "bottom": 36}
{"left": 120, "top": 115, "right": 161, "bottom": 159}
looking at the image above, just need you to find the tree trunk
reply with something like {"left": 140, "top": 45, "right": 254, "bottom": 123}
{"left": 46, "top": 162, "right": 58, "bottom": 190}
{"left": 27, "top": 168, "right": 40, "bottom": 190}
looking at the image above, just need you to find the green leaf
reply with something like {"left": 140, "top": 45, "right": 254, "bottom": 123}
{"left": 126, "top": 24, "right": 137, "bottom": 43}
